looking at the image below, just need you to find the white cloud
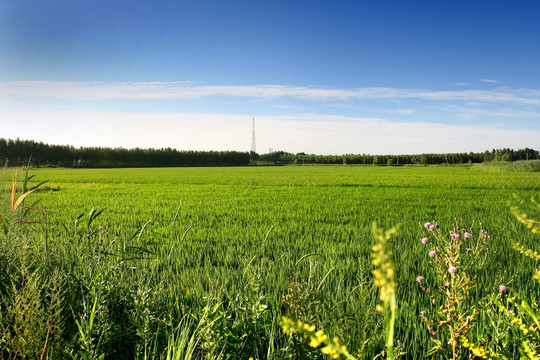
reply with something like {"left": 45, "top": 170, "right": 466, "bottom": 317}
{"left": 480, "top": 79, "right": 500, "bottom": 84}
{"left": 394, "top": 109, "right": 414, "bottom": 114}
{"left": 1, "top": 81, "right": 538, "bottom": 154}
{"left": 2, "top": 81, "right": 539, "bottom": 105}
{"left": 455, "top": 82, "right": 469, "bottom": 86}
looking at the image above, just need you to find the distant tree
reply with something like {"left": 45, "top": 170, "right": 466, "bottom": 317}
{"left": 0, "top": 138, "right": 537, "bottom": 168}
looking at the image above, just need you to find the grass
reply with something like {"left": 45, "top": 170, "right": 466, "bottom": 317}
{"left": 472, "top": 159, "right": 540, "bottom": 172}
{"left": 0, "top": 165, "right": 539, "bottom": 358}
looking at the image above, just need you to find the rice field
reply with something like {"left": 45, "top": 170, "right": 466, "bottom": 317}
{"left": 1, "top": 164, "right": 539, "bottom": 359}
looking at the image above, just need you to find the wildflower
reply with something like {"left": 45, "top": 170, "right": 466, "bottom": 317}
{"left": 453, "top": 234, "right": 461, "bottom": 240}
{"left": 448, "top": 266, "right": 457, "bottom": 274}
{"left": 464, "top": 232, "right": 471, "bottom": 239}
{"left": 424, "top": 222, "right": 431, "bottom": 229}
{"left": 466, "top": 248, "right": 472, "bottom": 254}
{"left": 421, "top": 237, "right": 428, "bottom": 244}
{"left": 420, "top": 310, "right": 425, "bottom": 316}
{"left": 416, "top": 276, "right": 425, "bottom": 283}
{"left": 499, "top": 285, "right": 508, "bottom": 292}
{"left": 429, "top": 225, "right": 436, "bottom": 231}
{"left": 428, "top": 250, "right": 436, "bottom": 257}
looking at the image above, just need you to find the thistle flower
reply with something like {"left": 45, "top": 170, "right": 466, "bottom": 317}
{"left": 448, "top": 266, "right": 457, "bottom": 274}
{"left": 499, "top": 285, "right": 508, "bottom": 292}
{"left": 428, "top": 250, "right": 436, "bottom": 257}
{"left": 429, "top": 225, "right": 436, "bottom": 231}
{"left": 466, "top": 248, "right": 472, "bottom": 254}
{"left": 464, "top": 232, "right": 471, "bottom": 239}
{"left": 421, "top": 237, "right": 428, "bottom": 244}
{"left": 416, "top": 276, "right": 425, "bottom": 283}
{"left": 424, "top": 222, "right": 432, "bottom": 229}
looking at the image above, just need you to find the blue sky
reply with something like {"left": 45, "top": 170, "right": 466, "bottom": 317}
{"left": 1, "top": 0, "right": 539, "bottom": 154}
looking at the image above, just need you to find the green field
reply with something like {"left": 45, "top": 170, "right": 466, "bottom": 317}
{"left": 1, "top": 165, "right": 539, "bottom": 359}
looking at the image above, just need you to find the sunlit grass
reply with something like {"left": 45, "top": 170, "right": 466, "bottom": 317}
{"left": 0, "top": 166, "right": 538, "bottom": 358}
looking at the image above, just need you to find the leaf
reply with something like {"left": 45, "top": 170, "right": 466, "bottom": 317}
{"left": 87, "top": 207, "right": 104, "bottom": 228}
{"left": 295, "top": 253, "right": 318, "bottom": 266}
{"left": 11, "top": 177, "right": 16, "bottom": 211}
{"left": 12, "top": 188, "right": 38, "bottom": 212}
{"left": 29, "top": 179, "right": 48, "bottom": 192}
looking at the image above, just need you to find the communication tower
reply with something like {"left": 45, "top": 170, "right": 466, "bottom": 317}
{"left": 251, "top": 118, "right": 256, "bottom": 153}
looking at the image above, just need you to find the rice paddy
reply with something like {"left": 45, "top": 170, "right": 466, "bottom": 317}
{"left": 1, "top": 164, "right": 539, "bottom": 359}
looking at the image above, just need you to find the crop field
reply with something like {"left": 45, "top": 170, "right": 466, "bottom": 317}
{"left": 1, "top": 165, "right": 539, "bottom": 359}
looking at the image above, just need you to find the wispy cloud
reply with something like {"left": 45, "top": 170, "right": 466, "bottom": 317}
{"left": 480, "top": 79, "right": 500, "bottom": 84}
{"left": 455, "top": 82, "right": 469, "bottom": 86}
{"left": 394, "top": 109, "right": 414, "bottom": 114}
{"left": 269, "top": 104, "right": 305, "bottom": 110}
{"left": 2, "top": 81, "right": 539, "bottom": 105}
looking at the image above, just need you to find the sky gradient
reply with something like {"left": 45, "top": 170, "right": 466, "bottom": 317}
{"left": 1, "top": 0, "right": 539, "bottom": 154}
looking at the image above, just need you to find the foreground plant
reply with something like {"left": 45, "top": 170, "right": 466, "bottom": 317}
{"left": 475, "top": 196, "right": 540, "bottom": 359}
{"left": 280, "top": 317, "right": 356, "bottom": 360}
{"left": 0, "top": 169, "right": 64, "bottom": 359}
{"left": 371, "top": 223, "right": 400, "bottom": 360}
{"left": 281, "top": 223, "right": 400, "bottom": 359}
{"left": 416, "top": 220, "right": 490, "bottom": 359}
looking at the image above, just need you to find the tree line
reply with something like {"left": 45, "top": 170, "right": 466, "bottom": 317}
{"left": 0, "top": 138, "right": 538, "bottom": 167}
{"left": 0, "top": 138, "right": 250, "bottom": 167}
{"left": 255, "top": 148, "right": 539, "bottom": 166}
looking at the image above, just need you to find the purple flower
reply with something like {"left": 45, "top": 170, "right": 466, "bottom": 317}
{"left": 420, "top": 311, "right": 425, "bottom": 316}
{"left": 453, "top": 234, "right": 461, "bottom": 240}
{"left": 429, "top": 225, "right": 436, "bottom": 231}
{"left": 448, "top": 266, "right": 457, "bottom": 274}
{"left": 464, "top": 232, "right": 471, "bottom": 239}
{"left": 499, "top": 285, "right": 508, "bottom": 292}
{"left": 424, "top": 222, "right": 431, "bottom": 229}
{"left": 466, "top": 248, "right": 472, "bottom": 254}
{"left": 416, "top": 276, "right": 425, "bottom": 283}
{"left": 429, "top": 250, "right": 436, "bottom": 257}
{"left": 421, "top": 237, "right": 428, "bottom": 244}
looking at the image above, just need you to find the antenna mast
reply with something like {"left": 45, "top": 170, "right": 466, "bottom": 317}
{"left": 251, "top": 117, "right": 256, "bottom": 153}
